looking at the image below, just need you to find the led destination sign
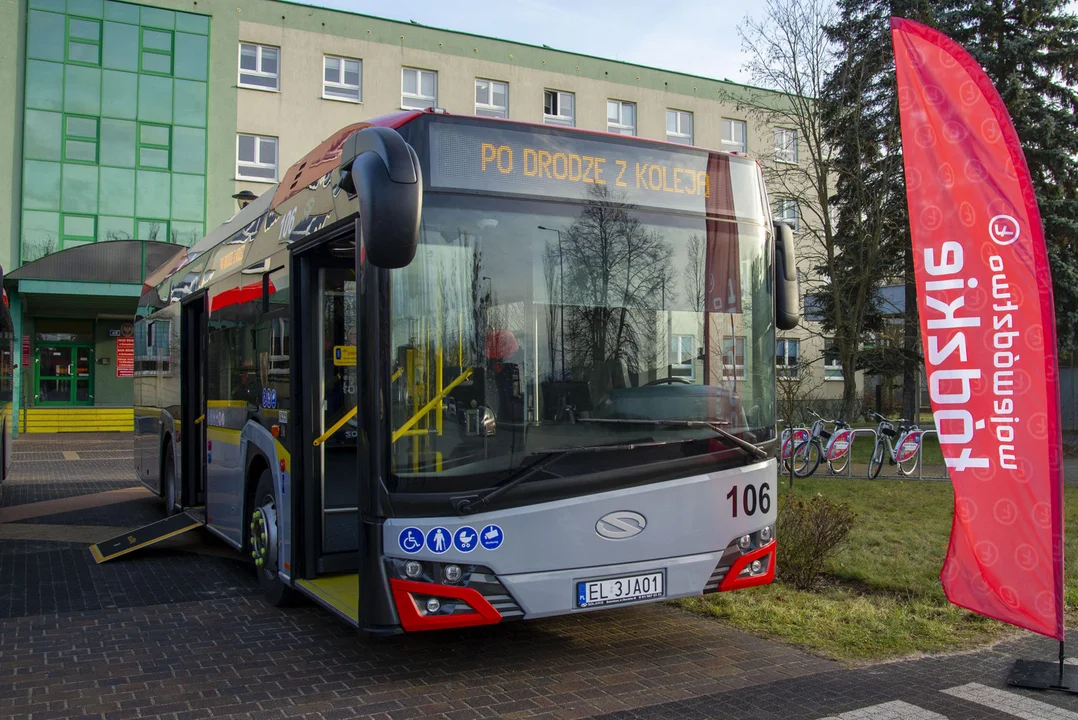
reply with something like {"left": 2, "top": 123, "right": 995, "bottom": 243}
{"left": 428, "top": 122, "right": 757, "bottom": 215}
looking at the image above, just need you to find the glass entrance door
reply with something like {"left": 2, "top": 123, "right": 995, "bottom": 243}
{"left": 36, "top": 344, "right": 93, "bottom": 405}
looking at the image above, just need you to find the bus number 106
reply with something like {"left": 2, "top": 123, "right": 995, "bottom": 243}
{"left": 726, "top": 483, "right": 771, "bottom": 518}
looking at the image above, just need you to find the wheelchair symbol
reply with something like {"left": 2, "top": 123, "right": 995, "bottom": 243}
{"left": 398, "top": 527, "right": 423, "bottom": 554}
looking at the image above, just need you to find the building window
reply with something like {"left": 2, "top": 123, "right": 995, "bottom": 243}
{"left": 824, "top": 338, "right": 843, "bottom": 380}
{"left": 137, "top": 219, "right": 170, "bottom": 242}
{"left": 607, "top": 100, "right": 636, "bottom": 135}
{"left": 66, "top": 16, "right": 101, "bottom": 66}
{"left": 777, "top": 338, "right": 800, "bottom": 379}
{"left": 666, "top": 109, "right": 693, "bottom": 145}
{"left": 236, "top": 133, "right": 278, "bottom": 181}
{"left": 138, "top": 123, "right": 171, "bottom": 170}
{"left": 544, "top": 90, "right": 574, "bottom": 126}
{"left": 722, "top": 119, "right": 747, "bottom": 153}
{"left": 141, "top": 28, "right": 173, "bottom": 76}
{"left": 475, "top": 79, "right": 508, "bottom": 118}
{"left": 63, "top": 115, "right": 98, "bottom": 163}
{"left": 722, "top": 336, "right": 747, "bottom": 380}
{"left": 774, "top": 128, "right": 798, "bottom": 163}
{"left": 62, "top": 214, "right": 96, "bottom": 247}
{"left": 402, "top": 67, "right": 437, "bottom": 109}
{"left": 323, "top": 56, "right": 361, "bottom": 102}
{"left": 775, "top": 198, "right": 799, "bottom": 231}
{"left": 238, "top": 43, "right": 279, "bottom": 91}
{"left": 671, "top": 335, "right": 696, "bottom": 379}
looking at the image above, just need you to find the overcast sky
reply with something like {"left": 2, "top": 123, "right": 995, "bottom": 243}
{"left": 305, "top": 0, "right": 1078, "bottom": 89}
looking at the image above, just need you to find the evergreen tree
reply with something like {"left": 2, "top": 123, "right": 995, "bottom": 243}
{"left": 947, "top": 0, "right": 1078, "bottom": 352}
{"left": 820, "top": 0, "right": 944, "bottom": 418}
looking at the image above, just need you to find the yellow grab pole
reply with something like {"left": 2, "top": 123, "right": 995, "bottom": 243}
{"left": 312, "top": 406, "right": 357, "bottom": 447}
{"left": 392, "top": 368, "right": 473, "bottom": 443}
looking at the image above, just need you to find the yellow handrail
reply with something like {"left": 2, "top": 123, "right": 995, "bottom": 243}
{"left": 194, "top": 414, "right": 205, "bottom": 425}
{"left": 391, "top": 366, "right": 404, "bottom": 383}
{"left": 392, "top": 368, "right": 473, "bottom": 444}
{"left": 312, "top": 406, "right": 357, "bottom": 447}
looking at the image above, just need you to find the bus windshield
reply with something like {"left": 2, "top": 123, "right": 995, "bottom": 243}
{"left": 388, "top": 188, "right": 774, "bottom": 493}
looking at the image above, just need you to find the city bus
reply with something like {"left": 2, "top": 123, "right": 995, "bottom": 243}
{"left": 110, "top": 109, "right": 799, "bottom": 635}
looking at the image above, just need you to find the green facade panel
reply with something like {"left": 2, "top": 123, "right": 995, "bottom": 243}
{"left": 18, "top": 0, "right": 209, "bottom": 265}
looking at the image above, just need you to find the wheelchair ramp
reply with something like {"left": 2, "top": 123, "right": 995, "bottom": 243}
{"left": 89, "top": 509, "right": 205, "bottom": 564}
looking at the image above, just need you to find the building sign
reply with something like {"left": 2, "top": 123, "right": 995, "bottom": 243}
{"left": 427, "top": 121, "right": 762, "bottom": 219}
{"left": 116, "top": 337, "right": 134, "bottom": 378}
{"left": 21, "top": 335, "right": 30, "bottom": 367}
{"left": 120, "top": 322, "right": 133, "bottom": 337}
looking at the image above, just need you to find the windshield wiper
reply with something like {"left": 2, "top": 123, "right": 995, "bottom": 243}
{"left": 575, "top": 418, "right": 770, "bottom": 460}
{"left": 454, "top": 441, "right": 672, "bottom": 515}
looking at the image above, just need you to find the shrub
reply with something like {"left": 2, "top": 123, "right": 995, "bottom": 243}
{"left": 777, "top": 493, "right": 857, "bottom": 590}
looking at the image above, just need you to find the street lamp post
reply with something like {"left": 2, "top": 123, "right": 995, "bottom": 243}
{"left": 537, "top": 226, "right": 565, "bottom": 380}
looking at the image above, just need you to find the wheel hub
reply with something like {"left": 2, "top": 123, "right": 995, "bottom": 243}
{"left": 250, "top": 499, "right": 278, "bottom": 577}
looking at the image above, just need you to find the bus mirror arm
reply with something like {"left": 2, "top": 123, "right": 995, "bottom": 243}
{"left": 774, "top": 221, "right": 800, "bottom": 331}
{"left": 337, "top": 126, "right": 423, "bottom": 270}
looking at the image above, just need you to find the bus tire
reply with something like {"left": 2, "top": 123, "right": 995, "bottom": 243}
{"left": 250, "top": 469, "right": 296, "bottom": 607}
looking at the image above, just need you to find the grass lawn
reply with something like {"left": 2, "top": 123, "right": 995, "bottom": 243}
{"left": 679, "top": 477, "right": 1078, "bottom": 662}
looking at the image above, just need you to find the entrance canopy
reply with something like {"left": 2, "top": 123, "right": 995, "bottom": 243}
{"left": 5, "top": 240, "right": 179, "bottom": 317}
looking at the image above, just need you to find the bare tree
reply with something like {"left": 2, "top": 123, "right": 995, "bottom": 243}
{"left": 683, "top": 234, "right": 706, "bottom": 313}
{"left": 557, "top": 186, "right": 675, "bottom": 387}
{"left": 728, "top": 0, "right": 893, "bottom": 417}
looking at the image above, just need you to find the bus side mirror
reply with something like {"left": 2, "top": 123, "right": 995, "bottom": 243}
{"left": 338, "top": 126, "right": 423, "bottom": 269}
{"left": 774, "top": 221, "right": 799, "bottom": 330}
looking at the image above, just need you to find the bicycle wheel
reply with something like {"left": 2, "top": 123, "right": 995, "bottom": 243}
{"left": 867, "top": 441, "right": 885, "bottom": 479}
{"left": 792, "top": 440, "right": 821, "bottom": 478}
{"left": 898, "top": 443, "right": 920, "bottom": 476}
{"left": 828, "top": 445, "right": 851, "bottom": 475}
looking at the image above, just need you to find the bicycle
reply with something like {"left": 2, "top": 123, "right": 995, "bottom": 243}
{"left": 778, "top": 419, "right": 810, "bottom": 473}
{"left": 791, "top": 410, "right": 855, "bottom": 477}
{"left": 867, "top": 412, "right": 924, "bottom": 478}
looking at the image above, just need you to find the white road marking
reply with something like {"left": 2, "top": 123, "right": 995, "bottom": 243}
{"left": 941, "top": 683, "right": 1078, "bottom": 719}
{"left": 817, "top": 700, "right": 948, "bottom": 719}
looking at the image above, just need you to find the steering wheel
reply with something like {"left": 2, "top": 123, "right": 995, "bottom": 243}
{"left": 643, "top": 377, "right": 692, "bottom": 386}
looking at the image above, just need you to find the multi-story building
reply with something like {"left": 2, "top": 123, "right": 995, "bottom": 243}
{"left": 0, "top": 0, "right": 851, "bottom": 433}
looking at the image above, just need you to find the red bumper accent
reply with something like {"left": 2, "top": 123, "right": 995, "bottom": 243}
{"left": 390, "top": 579, "right": 502, "bottom": 632}
{"left": 718, "top": 540, "right": 777, "bottom": 592}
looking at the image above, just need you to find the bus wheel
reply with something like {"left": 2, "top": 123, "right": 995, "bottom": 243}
{"left": 250, "top": 469, "right": 295, "bottom": 607}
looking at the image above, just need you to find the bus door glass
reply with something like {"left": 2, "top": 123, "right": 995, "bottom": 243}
{"left": 318, "top": 267, "right": 359, "bottom": 554}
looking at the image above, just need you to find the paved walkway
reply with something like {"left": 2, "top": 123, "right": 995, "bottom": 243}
{"left": 2, "top": 433, "right": 1077, "bottom": 719}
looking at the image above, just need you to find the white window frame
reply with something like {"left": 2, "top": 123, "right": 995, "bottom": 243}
{"left": 401, "top": 67, "right": 437, "bottom": 110}
{"left": 323, "top": 55, "right": 362, "bottom": 103}
{"left": 666, "top": 109, "right": 693, "bottom": 145}
{"left": 475, "top": 78, "right": 509, "bottom": 118}
{"left": 607, "top": 99, "right": 636, "bottom": 136}
{"left": 544, "top": 89, "right": 574, "bottom": 126}
{"left": 722, "top": 118, "right": 747, "bottom": 153}
{"left": 670, "top": 334, "right": 696, "bottom": 379}
{"left": 722, "top": 336, "right": 747, "bottom": 381}
{"left": 775, "top": 198, "right": 799, "bottom": 232}
{"left": 237, "top": 43, "right": 279, "bottom": 92}
{"left": 236, "top": 133, "right": 278, "bottom": 182}
{"left": 824, "top": 338, "right": 843, "bottom": 380}
{"left": 777, "top": 338, "right": 800, "bottom": 379}
{"left": 774, "top": 127, "right": 798, "bottom": 163}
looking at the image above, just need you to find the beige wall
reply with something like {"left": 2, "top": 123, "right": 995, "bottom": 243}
{"left": 232, "top": 21, "right": 774, "bottom": 196}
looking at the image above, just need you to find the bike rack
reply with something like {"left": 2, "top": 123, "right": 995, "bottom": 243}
{"left": 916, "top": 429, "right": 949, "bottom": 480}
{"left": 844, "top": 428, "right": 878, "bottom": 478}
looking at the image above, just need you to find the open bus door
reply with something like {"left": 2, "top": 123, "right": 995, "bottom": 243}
{"left": 180, "top": 291, "right": 208, "bottom": 508}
